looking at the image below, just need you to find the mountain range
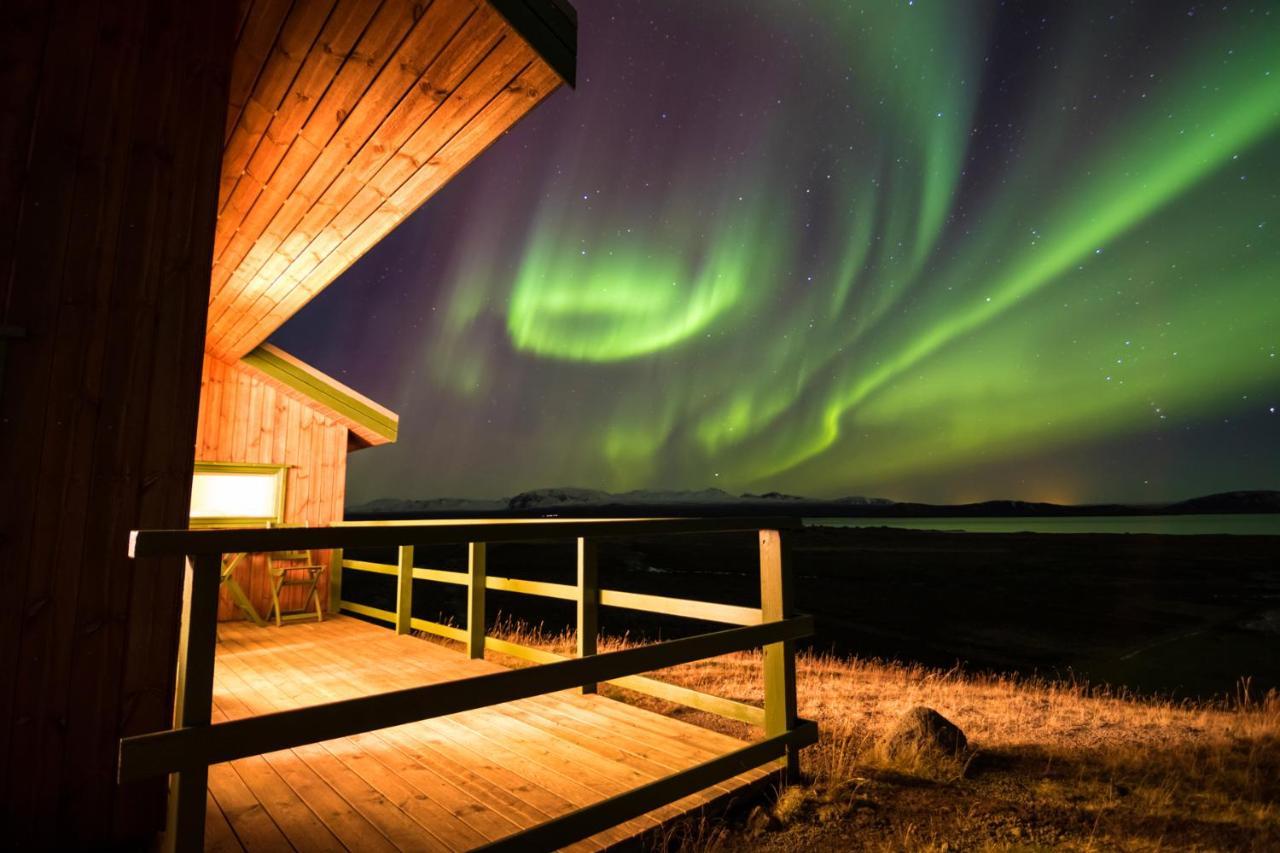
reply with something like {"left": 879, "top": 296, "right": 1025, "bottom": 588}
{"left": 348, "top": 488, "right": 1280, "bottom": 519}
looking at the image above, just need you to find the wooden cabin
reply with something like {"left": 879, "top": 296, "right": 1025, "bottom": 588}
{"left": 195, "top": 344, "right": 397, "bottom": 622}
{"left": 1, "top": 0, "right": 575, "bottom": 845}
{"left": 2, "top": 1, "right": 813, "bottom": 849}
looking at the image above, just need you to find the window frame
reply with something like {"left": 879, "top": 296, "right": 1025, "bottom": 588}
{"left": 189, "top": 461, "right": 288, "bottom": 529}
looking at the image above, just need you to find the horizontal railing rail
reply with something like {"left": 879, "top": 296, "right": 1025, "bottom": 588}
{"left": 124, "top": 517, "right": 809, "bottom": 852}
{"left": 119, "top": 615, "right": 812, "bottom": 780}
{"left": 129, "top": 516, "right": 802, "bottom": 556}
{"left": 338, "top": 549, "right": 770, "bottom": 724}
{"left": 333, "top": 597, "right": 771, "bottom": 726}
{"left": 340, "top": 559, "right": 763, "bottom": 623}
{"left": 477, "top": 721, "right": 820, "bottom": 852}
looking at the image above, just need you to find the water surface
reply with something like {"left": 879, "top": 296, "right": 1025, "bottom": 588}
{"left": 806, "top": 513, "right": 1280, "bottom": 536}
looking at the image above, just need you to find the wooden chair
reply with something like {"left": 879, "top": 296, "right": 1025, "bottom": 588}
{"left": 267, "top": 549, "right": 325, "bottom": 627}
{"left": 221, "top": 552, "right": 266, "bottom": 627}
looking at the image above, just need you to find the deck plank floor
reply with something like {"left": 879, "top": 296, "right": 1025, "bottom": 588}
{"left": 203, "top": 616, "right": 775, "bottom": 851}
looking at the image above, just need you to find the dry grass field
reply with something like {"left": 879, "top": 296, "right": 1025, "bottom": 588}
{"left": 468, "top": 623, "right": 1280, "bottom": 851}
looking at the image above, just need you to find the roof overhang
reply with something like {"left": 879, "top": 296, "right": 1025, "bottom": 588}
{"left": 206, "top": 0, "right": 577, "bottom": 361}
{"left": 239, "top": 344, "right": 399, "bottom": 450}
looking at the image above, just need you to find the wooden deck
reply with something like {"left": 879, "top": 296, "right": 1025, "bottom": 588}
{"left": 203, "top": 616, "right": 776, "bottom": 851}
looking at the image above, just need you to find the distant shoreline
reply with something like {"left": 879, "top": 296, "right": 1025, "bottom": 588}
{"left": 347, "top": 488, "right": 1280, "bottom": 522}
{"left": 808, "top": 513, "right": 1280, "bottom": 536}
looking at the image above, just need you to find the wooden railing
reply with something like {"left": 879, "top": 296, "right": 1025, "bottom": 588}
{"left": 121, "top": 518, "right": 815, "bottom": 852}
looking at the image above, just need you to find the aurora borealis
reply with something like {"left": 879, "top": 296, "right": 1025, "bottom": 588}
{"left": 273, "top": 0, "right": 1280, "bottom": 506}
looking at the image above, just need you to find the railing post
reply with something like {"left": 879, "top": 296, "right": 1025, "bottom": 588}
{"left": 395, "top": 545, "right": 414, "bottom": 635}
{"left": 467, "top": 542, "right": 486, "bottom": 659}
{"left": 759, "top": 529, "right": 800, "bottom": 781}
{"left": 577, "top": 537, "right": 599, "bottom": 693}
{"left": 328, "top": 548, "right": 343, "bottom": 615}
{"left": 165, "top": 553, "right": 221, "bottom": 853}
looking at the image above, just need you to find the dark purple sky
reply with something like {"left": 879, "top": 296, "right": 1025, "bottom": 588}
{"left": 273, "top": 0, "right": 1280, "bottom": 506}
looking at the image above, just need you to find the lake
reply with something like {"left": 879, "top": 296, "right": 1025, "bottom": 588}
{"left": 806, "top": 513, "right": 1280, "bottom": 536}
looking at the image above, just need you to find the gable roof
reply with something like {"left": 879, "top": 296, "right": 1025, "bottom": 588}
{"left": 240, "top": 344, "right": 398, "bottom": 450}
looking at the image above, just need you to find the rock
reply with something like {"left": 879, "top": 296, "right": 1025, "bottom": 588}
{"left": 885, "top": 706, "right": 969, "bottom": 759}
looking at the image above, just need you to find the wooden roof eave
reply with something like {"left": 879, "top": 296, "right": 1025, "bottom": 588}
{"left": 238, "top": 343, "right": 398, "bottom": 449}
{"left": 204, "top": 0, "right": 579, "bottom": 362}
{"left": 488, "top": 0, "right": 579, "bottom": 88}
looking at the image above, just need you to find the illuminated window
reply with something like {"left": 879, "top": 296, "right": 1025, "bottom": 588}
{"left": 189, "top": 462, "right": 287, "bottom": 528}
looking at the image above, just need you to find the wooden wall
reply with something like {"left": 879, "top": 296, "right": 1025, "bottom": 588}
{"left": 197, "top": 355, "right": 348, "bottom": 621}
{"left": 206, "top": 0, "right": 565, "bottom": 360}
{"left": 0, "top": 0, "right": 235, "bottom": 846}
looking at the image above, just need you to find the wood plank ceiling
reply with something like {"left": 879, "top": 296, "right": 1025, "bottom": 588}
{"left": 206, "top": 0, "right": 575, "bottom": 361}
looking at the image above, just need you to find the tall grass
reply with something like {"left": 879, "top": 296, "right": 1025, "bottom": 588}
{"left": 427, "top": 617, "right": 1280, "bottom": 849}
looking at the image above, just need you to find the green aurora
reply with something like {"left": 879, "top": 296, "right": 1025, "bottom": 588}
{"left": 277, "top": 1, "right": 1280, "bottom": 504}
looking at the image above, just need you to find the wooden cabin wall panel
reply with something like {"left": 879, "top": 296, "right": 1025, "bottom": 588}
{"left": 0, "top": 1, "right": 234, "bottom": 846}
{"left": 207, "top": 0, "right": 457, "bottom": 337}
{"left": 332, "top": 420, "right": 349, "bottom": 518}
{"left": 248, "top": 10, "right": 518, "bottom": 275}
{"left": 228, "top": 0, "right": 338, "bottom": 176}
{"left": 5, "top": 2, "right": 148, "bottom": 838}
{"left": 231, "top": 53, "right": 560, "bottom": 355}
{"left": 293, "top": 0, "right": 427, "bottom": 152}
{"left": 205, "top": 0, "right": 569, "bottom": 361}
{"left": 222, "top": 0, "right": 382, "bottom": 248}
{"left": 218, "top": 0, "right": 338, "bottom": 222}
{"left": 217, "top": 0, "right": 495, "bottom": 301}
{"left": 104, "top": 24, "right": 231, "bottom": 835}
{"left": 246, "top": 365, "right": 267, "bottom": 460}
{"left": 195, "top": 356, "right": 348, "bottom": 622}
{"left": 208, "top": 0, "right": 499, "bottom": 347}
{"left": 255, "top": 55, "right": 560, "bottom": 342}
{"left": 0, "top": 1, "right": 47, "bottom": 319}
{"left": 214, "top": 26, "right": 551, "bottom": 356}
{"left": 34, "top": 1, "right": 168, "bottom": 836}
{"left": 341, "top": 3, "right": 508, "bottom": 188}
{"left": 210, "top": 0, "right": 427, "bottom": 307}
{"left": 225, "top": 0, "right": 294, "bottom": 145}
{"left": 241, "top": 0, "right": 424, "bottom": 189}
{"left": 0, "top": 5, "right": 97, "bottom": 806}
{"left": 250, "top": 0, "right": 384, "bottom": 169}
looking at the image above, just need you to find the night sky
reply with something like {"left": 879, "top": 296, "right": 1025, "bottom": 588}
{"left": 272, "top": 0, "right": 1280, "bottom": 506}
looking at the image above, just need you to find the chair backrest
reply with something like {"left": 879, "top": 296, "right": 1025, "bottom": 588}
{"left": 265, "top": 523, "right": 316, "bottom": 566}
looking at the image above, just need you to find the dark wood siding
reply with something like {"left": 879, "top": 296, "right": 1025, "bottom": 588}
{"left": 0, "top": 1, "right": 234, "bottom": 846}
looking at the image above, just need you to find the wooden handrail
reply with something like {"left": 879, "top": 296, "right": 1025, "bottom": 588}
{"left": 128, "top": 519, "right": 808, "bottom": 850}
{"left": 338, "top": 600, "right": 771, "bottom": 726}
{"left": 343, "top": 559, "right": 762, "bottom": 623}
{"left": 129, "top": 516, "right": 802, "bottom": 556}
{"left": 338, "top": 533, "right": 775, "bottom": 727}
{"left": 119, "top": 615, "right": 813, "bottom": 781}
